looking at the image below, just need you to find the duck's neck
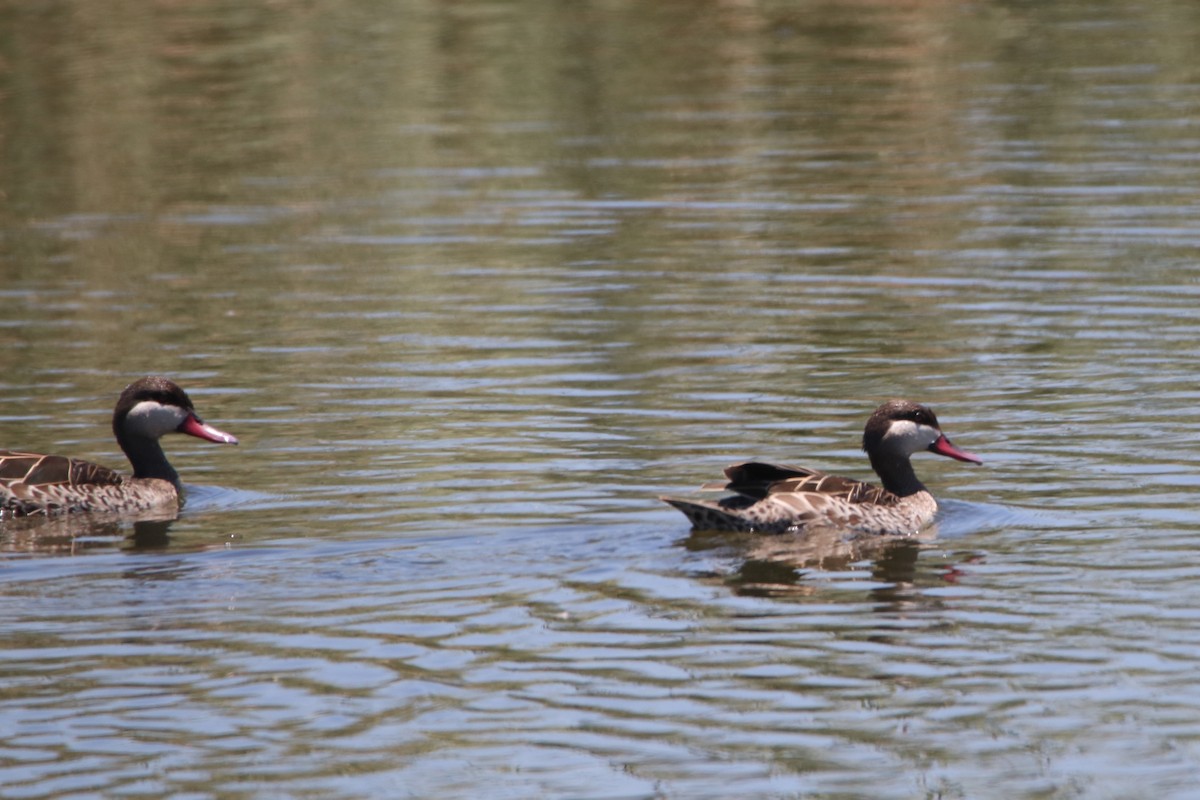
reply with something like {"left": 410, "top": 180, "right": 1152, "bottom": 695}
{"left": 868, "top": 452, "right": 926, "bottom": 497}
{"left": 119, "top": 434, "right": 180, "bottom": 486}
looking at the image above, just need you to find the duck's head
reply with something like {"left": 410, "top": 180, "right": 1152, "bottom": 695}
{"left": 113, "top": 376, "right": 239, "bottom": 445}
{"left": 862, "top": 399, "right": 981, "bottom": 464}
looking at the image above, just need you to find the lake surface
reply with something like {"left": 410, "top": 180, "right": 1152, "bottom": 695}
{"left": 3, "top": 1, "right": 1200, "bottom": 797}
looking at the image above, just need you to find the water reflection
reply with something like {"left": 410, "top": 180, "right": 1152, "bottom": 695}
{"left": 0, "top": 513, "right": 176, "bottom": 555}
{"left": 688, "top": 525, "right": 932, "bottom": 598}
{"left": 4, "top": 0, "right": 1200, "bottom": 797}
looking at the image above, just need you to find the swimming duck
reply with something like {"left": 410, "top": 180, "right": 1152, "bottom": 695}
{"left": 1, "top": 377, "right": 238, "bottom": 517}
{"left": 661, "top": 399, "right": 981, "bottom": 536}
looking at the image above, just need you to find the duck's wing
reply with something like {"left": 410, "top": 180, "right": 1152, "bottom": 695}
{"left": 701, "top": 461, "right": 825, "bottom": 498}
{"left": 1, "top": 451, "right": 125, "bottom": 515}
{"left": 705, "top": 460, "right": 897, "bottom": 506}
{"left": 0, "top": 451, "right": 124, "bottom": 487}
{"left": 767, "top": 473, "right": 897, "bottom": 506}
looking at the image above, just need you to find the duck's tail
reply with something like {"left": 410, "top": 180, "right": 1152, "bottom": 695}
{"left": 660, "top": 496, "right": 758, "bottom": 533}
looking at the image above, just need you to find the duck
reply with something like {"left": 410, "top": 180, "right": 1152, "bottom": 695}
{"left": 661, "top": 399, "right": 981, "bottom": 536}
{"left": 0, "top": 376, "right": 238, "bottom": 517}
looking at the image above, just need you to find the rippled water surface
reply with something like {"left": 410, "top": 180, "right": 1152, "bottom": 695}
{"left": 4, "top": 1, "right": 1200, "bottom": 797}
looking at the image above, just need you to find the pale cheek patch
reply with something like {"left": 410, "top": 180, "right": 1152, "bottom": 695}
{"left": 884, "top": 420, "right": 941, "bottom": 452}
{"left": 123, "top": 401, "right": 189, "bottom": 439}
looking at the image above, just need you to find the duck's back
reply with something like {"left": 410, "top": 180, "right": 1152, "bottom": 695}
{"left": 1, "top": 450, "right": 124, "bottom": 487}
{"left": 710, "top": 461, "right": 899, "bottom": 506}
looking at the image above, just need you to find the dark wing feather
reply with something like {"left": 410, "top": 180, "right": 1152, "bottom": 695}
{"left": 702, "top": 461, "right": 826, "bottom": 499}
{"left": 704, "top": 460, "right": 898, "bottom": 506}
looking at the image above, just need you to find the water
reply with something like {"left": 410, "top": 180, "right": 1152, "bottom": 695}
{"left": 3, "top": 1, "right": 1200, "bottom": 797}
